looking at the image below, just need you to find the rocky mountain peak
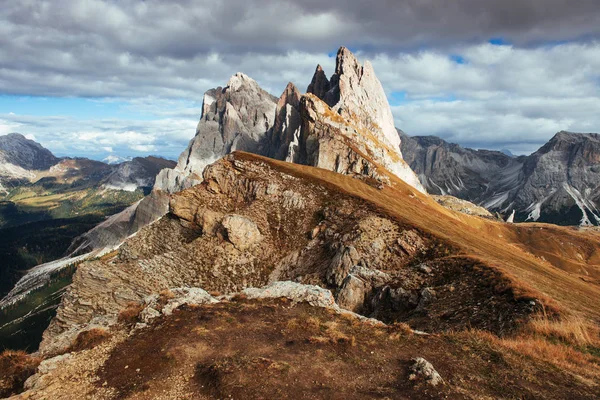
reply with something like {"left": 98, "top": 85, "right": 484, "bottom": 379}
{"left": 307, "top": 47, "right": 401, "bottom": 152}
{"left": 267, "top": 82, "right": 302, "bottom": 161}
{"left": 227, "top": 72, "right": 259, "bottom": 92}
{"left": 0, "top": 132, "right": 59, "bottom": 170}
{"left": 154, "top": 73, "right": 278, "bottom": 193}
{"left": 277, "top": 82, "right": 302, "bottom": 111}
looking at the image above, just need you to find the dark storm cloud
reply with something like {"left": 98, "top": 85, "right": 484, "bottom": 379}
{"left": 3, "top": 0, "right": 600, "bottom": 98}
{"left": 2, "top": 0, "right": 600, "bottom": 156}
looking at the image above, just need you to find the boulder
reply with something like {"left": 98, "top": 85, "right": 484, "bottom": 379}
{"left": 409, "top": 357, "right": 444, "bottom": 386}
{"left": 242, "top": 281, "right": 337, "bottom": 309}
{"left": 221, "top": 214, "right": 263, "bottom": 251}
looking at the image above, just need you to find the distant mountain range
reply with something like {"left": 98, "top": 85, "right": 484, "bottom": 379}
{"left": 0, "top": 133, "right": 175, "bottom": 298}
{"left": 400, "top": 130, "right": 600, "bottom": 226}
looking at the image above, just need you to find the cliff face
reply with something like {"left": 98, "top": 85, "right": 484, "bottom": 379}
{"left": 154, "top": 73, "right": 278, "bottom": 194}
{"left": 401, "top": 130, "right": 600, "bottom": 225}
{"left": 309, "top": 47, "right": 401, "bottom": 151}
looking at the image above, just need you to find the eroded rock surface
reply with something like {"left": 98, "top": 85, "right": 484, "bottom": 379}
{"left": 40, "top": 154, "right": 535, "bottom": 355}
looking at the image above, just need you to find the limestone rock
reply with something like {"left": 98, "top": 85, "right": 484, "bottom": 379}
{"left": 221, "top": 214, "right": 263, "bottom": 251}
{"left": 336, "top": 265, "right": 391, "bottom": 312}
{"left": 309, "top": 47, "right": 400, "bottom": 153}
{"left": 155, "top": 73, "right": 278, "bottom": 194}
{"left": 293, "top": 94, "right": 424, "bottom": 192}
{"left": 336, "top": 274, "right": 367, "bottom": 312}
{"left": 140, "top": 287, "right": 218, "bottom": 324}
{"left": 409, "top": 357, "right": 444, "bottom": 386}
{"left": 268, "top": 82, "right": 302, "bottom": 161}
{"left": 327, "top": 246, "right": 361, "bottom": 287}
{"left": 242, "top": 281, "right": 337, "bottom": 309}
{"left": 306, "top": 64, "right": 330, "bottom": 100}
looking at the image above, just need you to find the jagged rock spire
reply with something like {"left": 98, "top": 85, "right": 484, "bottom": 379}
{"left": 268, "top": 82, "right": 302, "bottom": 161}
{"left": 306, "top": 65, "right": 330, "bottom": 100}
{"left": 307, "top": 47, "right": 401, "bottom": 152}
{"left": 155, "top": 72, "right": 278, "bottom": 193}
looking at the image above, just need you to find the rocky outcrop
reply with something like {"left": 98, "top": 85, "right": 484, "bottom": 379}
{"left": 306, "top": 64, "right": 330, "bottom": 100}
{"left": 409, "top": 357, "right": 444, "bottom": 386}
{"left": 289, "top": 94, "right": 425, "bottom": 191}
{"left": 221, "top": 214, "right": 263, "bottom": 251}
{"left": 155, "top": 73, "right": 278, "bottom": 194}
{"left": 267, "top": 82, "right": 303, "bottom": 161}
{"left": 401, "top": 130, "right": 600, "bottom": 225}
{"left": 242, "top": 281, "right": 338, "bottom": 309}
{"left": 301, "top": 48, "right": 424, "bottom": 192}
{"left": 39, "top": 153, "right": 534, "bottom": 355}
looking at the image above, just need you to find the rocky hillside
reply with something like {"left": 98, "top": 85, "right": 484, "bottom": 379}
{"left": 401, "top": 130, "right": 600, "bottom": 226}
{"left": 8, "top": 151, "right": 600, "bottom": 399}
{"left": 0, "top": 136, "right": 175, "bottom": 352}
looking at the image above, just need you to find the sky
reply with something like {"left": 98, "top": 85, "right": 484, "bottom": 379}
{"left": 1, "top": 1, "right": 600, "bottom": 160}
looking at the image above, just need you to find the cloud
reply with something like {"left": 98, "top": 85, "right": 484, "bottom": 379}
{"left": 1, "top": 1, "right": 600, "bottom": 156}
{"left": 369, "top": 42, "right": 600, "bottom": 153}
{"left": 0, "top": 103, "right": 198, "bottom": 160}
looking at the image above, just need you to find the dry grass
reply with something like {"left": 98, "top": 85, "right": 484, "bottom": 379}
{"left": 308, "top": 321, "right": 356, "bottom": 346}
{"left": 0, "top": 350, "right": 41, "bottom": 398}
{"left": 68, "top": 328, "right": 111, "bottom": 352}
{"left": 463, "top": 329, "right": 600, "bottom": 382}
{"left": 388, "top": 322, "right": 413, "bottom": 340}
{"left": 117, "top": 301, "right": 145, "bottom": 325}
{"left": 158, "top": 289, "right": 176, "bottom": 304}
{"left": 528, "top": 315, "right": 600, "bottom": 347}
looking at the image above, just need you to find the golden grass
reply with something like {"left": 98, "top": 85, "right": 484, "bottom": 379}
{"left": 68, "top": 328, "right": 111, "bottom": 352}
{"left": 0, "top": 350, "right": 41, "bottom": 397}
{"left": 461, "top": 329, "right": 600, "bottom": 382}
{"left": 528, "top": 315, "right": 600, "bottom": 347}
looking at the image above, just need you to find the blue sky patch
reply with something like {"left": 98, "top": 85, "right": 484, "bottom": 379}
{"left": 0, "top": 95, "right": 155, "bottom": 120}
{"left": 450, "top": 54, "right": 467, "bottom": 64}
{"left": 489, "top": 37, "right": 510, "bottom": 46}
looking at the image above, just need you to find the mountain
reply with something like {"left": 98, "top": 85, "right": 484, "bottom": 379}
{"left": 79, "top": 47, "right": 425, "bottom": 261}
{"left": 15, "top": 151, "right": 600, "bottom": 399}
{"left": 0, "top": 134, "right": 175, "bottom": 351}
{"left": 3, "top": 48, "right": 600, "bottom": 399}
{"left": 0, "top": 133, "right": 59, "bottom": 194}
{"left": 0, "top": 133, "right": 58, "bottom": 171}
{"left": 400, "top": 130, "right": 600, "bottom": 226}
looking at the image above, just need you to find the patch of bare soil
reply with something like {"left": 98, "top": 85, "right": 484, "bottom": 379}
{"left": 98, "top": 299, "right": 600, "bottom": 399}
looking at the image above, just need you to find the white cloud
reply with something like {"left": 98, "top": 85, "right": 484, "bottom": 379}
{"left": 366, "top": 42, "right": 600, "bottom": 152}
